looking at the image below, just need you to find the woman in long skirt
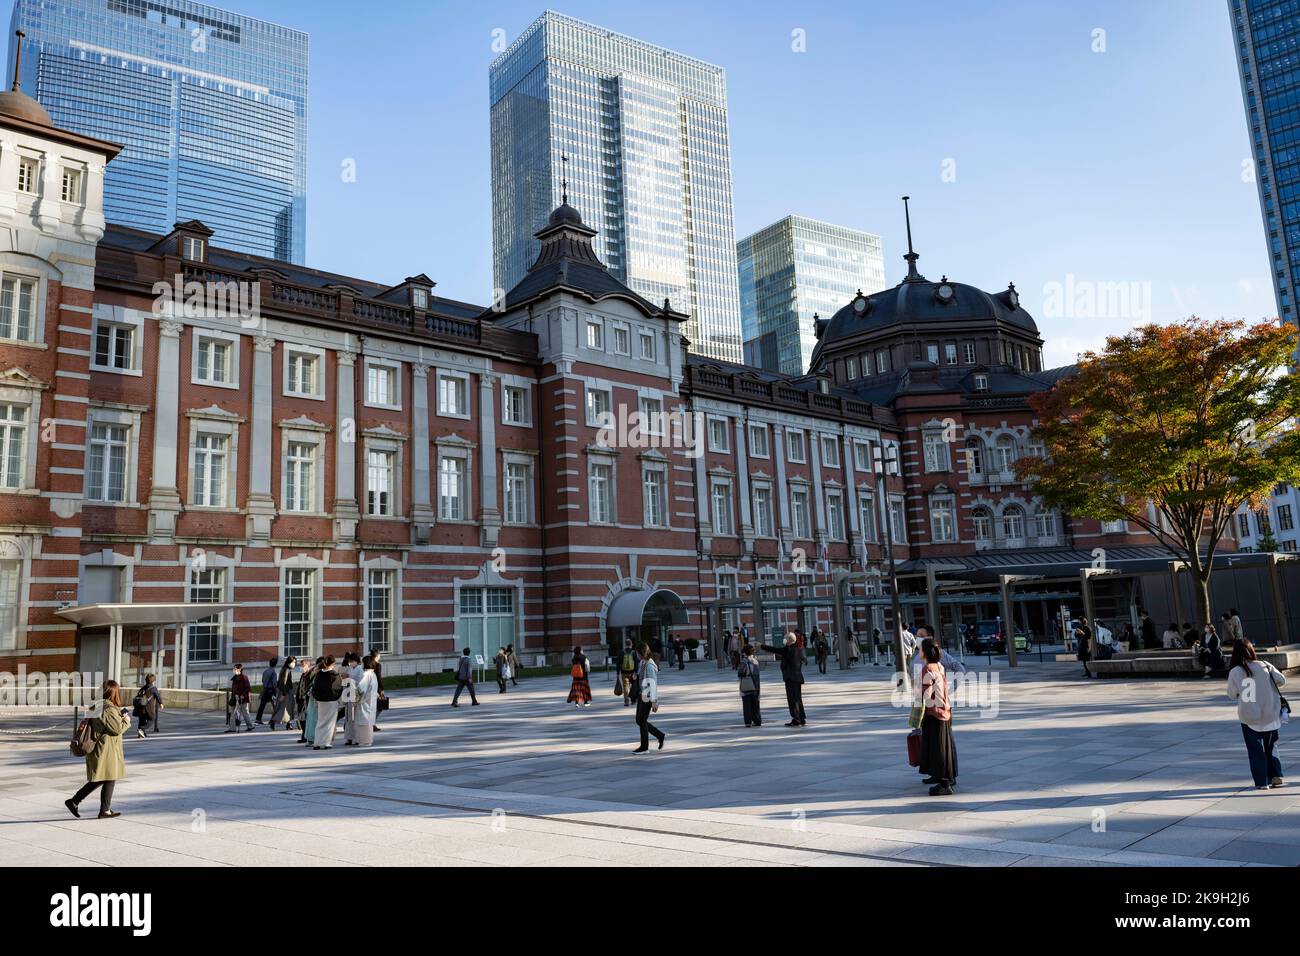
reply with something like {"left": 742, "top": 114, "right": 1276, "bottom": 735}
{"left": 918, "top": 638, "right": 958, "bottom": 795}
{"left": 567, "top": 647, "right": 592, "bottom": 706}
{"left": 351, "top": 655, "right": 380, "bottom": 747}
{"left": 342, "top": 652, "right": 362, "bottom": 744}
{"left": 270, "top": 656, "right": 296, "bottom": 731}
{"left": 299, "top": 658, "right": 321, "bottom": 745}
{"left": 312, "top": 656, "right": 342, "bottom": 750}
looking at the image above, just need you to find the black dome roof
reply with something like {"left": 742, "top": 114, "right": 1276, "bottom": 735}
{"left": 547, "top": 202, "right": 585, "bottom": 228}
{"left": 820, "top": 276, "right": 1039, "bottom": 346}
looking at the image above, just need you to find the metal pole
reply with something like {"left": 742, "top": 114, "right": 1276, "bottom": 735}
{"left": 1169, "top": 562, "right": 1185, "bottom": 634}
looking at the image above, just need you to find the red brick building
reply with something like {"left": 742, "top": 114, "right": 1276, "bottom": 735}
{"left": 0, "top": 92, "right": 1189, "bottom": 688}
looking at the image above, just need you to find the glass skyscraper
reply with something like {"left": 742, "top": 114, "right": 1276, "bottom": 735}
{"left": 9, "top": 0, "right": 308, "bottom": 262}
{"left": 489, "top": 11, "right": 743, "bottom": 363}
{"left": 1232, "top": 0, "right": 1300, "bottom": 334}
{"left": 738, "top": 215, "right": 885, "bottom": 375}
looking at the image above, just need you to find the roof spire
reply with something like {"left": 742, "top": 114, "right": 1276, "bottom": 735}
{"left": 902, "top": 195, "right": 922, "bottom": 281}
{"left": 11, "top": 30, "right": 24, "bottom": 91}
{"left": 560, "top": 153, "right": 569, "bottom": 205}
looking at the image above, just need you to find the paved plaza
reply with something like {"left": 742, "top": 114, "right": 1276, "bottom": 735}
{"left": 1, "top": 659, "right": 1297, "bottom": 867}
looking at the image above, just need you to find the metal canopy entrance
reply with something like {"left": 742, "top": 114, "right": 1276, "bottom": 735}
{"left": 57, "top": 602, "right": 236, "bottom": 688}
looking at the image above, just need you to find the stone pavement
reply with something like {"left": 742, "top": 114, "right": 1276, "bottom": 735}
{"left": 0, "top": 658, "right": 1296, "bottom": 867}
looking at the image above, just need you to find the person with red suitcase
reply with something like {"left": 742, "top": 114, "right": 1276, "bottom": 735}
{"left": 918, "top": 638, "right": 958, "bottom": 795}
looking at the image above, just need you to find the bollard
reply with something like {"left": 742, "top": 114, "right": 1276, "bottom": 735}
{"left": 415, "top": 671, "right": 421, "bottom": 689}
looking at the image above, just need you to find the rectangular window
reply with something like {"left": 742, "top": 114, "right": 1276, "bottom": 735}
{"left": 187, "top": 568, "right": 226, "bottom": 664}
{"left": 749, "top": 423, "right": 769, "bottom": 458}
{"left": 712, "top": 481, "right": 734, "bottom": 535}
{"left": 366, "top": 569, "right": 394, "bottom": 653}
{"left": 963, "top": 342, "right": 976, "bottom": 364}
{"left": 457, "top": 586, "right": 515, "bottom": 661}
{"left": 1279, "top": 504, "right": 1295, "bottom": 532}
{"left": 930, "top": 499, "right": 955, "bottom": 542}
{"left": 16, "top": 157, "right": 36, "bottom": 194}
{"left": 437, "top": 372, "right": 468, "bottom": 416}
{"left": 639, "top": 329, "right": 656, "bottom": 361}
{"left": 613, "top": 324, "right": 630, "bottom": 355}
{"left": 192, "top": 432, "right": 228, "bottom": 507}
{"left": 876, "top": 350, "right": 889, "bottom": 373}
{"left": 923, "top": 432, "right": 950, "bottom": 472}
{"left": 787, "top": 430, "right": 807, "bottom": 464}
{"left": 585, "top": 386, "right": 612, "bottom": 426}
{"left": 639, "top": 396, "right": 663, "bottom": 436}
{"left": 589, "top": 460, "right": 613, "bottom": 524}
{"left": 182, "top": 236, "right": 205, "bottom": 261}
{"left": 60, "top": 167, "right": 82, "bottom": 203}
{"left": 927, "top": 344, "right": 940, "bottom": 364}
{"left": 889, "top": 496, "right": 907, "bottom": 544}
{"left": 846, "top": 356, "right": 857, "bottom": 379}
{"left": 753, "top": 485, "right": 774, "bottom": 537}
{"left": 858, "top": 492, "right": 877, "bottom": 541}
{"left": 827, "top": 492, "right": 845, "bottom": 539}
{"left": 1238, "top": 513, "right": 1251, "bottom": 538}
{"left": 0, "top": 276, "right": 36, "bottom": 342}
{"left": 643, "top": 467, "right": 667, "bottom": 527}
{"left": 708, "top": 417, "right": 730, "bottom": 453}
{"left": 821, "top": 434, "right": 839, "bottom": 468}
{"left": 94, "top": 322, "right": 134, "bottom": 371}
{"left": 1101, "top": 518, "right": 1127, "bottom": 534}
{"left": 945, "top": 343, "right": 958, "bottom": 365}
{"left": 1034, "top": 511, "right": 1057, "bottom": 538}
{"left": 791, "top": 488, "right": 810, "bottom": 539}
{"left": 586, "top": 316, "right": 604, "bottom": 350}
{"left": 439, "top": 455, "right": 467, "bottom": 520}
{"left": 853, "top": 440, "right": 872, "bottom": 473}
{"left": 282, "top": 568, "right": 314, "bottom": 659}
{"left": 285, "top": 441, "right": 316, "bottom": 512}
{"left": 505, "top": 460, "right": 532, "bottom": 524}
{"left": 503, "top": 384, "right": 530, "bottom": 425}
{"left": 86, "top": 423, "right": 129, "bottom": 503}
{"left": 0, "top": 403, "right": 27, "bottom": 489}
{"left": 366, "top": 448, "right": 396, "bottom": 516}
{"left": 366, "top": 363, "right": 398, "bottom": 407}
{"left": 286, "top": 349, "right": 319, "bottom": 396}
{"left": 0, "top": 559, "right": 18, "bottom": 650}
{"left": 717, "top": 571, "right": 739, "bottom": 630}
{"left": 195, "top": 335, "right": 234, "bottom": 385}
{"left": 412, "top": 288, "right": 428, "bottom": 310}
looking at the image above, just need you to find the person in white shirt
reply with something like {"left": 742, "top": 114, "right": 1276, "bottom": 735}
{"left": 1226, "top": 639, "right": 1286, "bottom": 790}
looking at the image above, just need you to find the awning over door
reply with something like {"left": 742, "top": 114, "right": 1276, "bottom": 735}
{"left": 56, "top": 603, "right": 236, "bottom": 628}
{"left": 606, "top": 589, "right": 688, "bottom": 629}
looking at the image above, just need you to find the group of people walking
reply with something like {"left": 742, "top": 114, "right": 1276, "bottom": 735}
{"left": 222, "top": 652, "right": 386, "bottom": 749}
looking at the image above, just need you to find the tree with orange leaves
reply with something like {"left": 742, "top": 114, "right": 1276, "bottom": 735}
{"left": 1019, "top": 318, "right": 1300, "bottom": 627}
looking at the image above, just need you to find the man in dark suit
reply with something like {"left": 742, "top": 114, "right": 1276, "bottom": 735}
{"left": 760, "top": 633, "right": 807, "bottom": 727}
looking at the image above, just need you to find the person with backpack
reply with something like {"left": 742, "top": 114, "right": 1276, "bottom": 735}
{"left": 255, "top": 656, "right": 279, "bottom": 725}
{"left": 65, "top": 679, "right": 128, "bottom": 820}
{"left": 132, "top": 673, "right": 163, "bottom": 739}
{"left": 619, "top": 639, "right": 637, "bottom": 707}
{"left": 269, "top": 656, "right": 297, "bottom": 731}
{"left": 451, "top": 647, "right": 479, "bottom": 707}
{"left": 738, "top": 644, "right": 762, "bottom": 727}
{"left": 311, "top": 656, "right": 344, "bottom": 750}
{"left": 567, "top": 646, "right": 593, "bottom": 707}
{"left": 225, "top": 663, "right": 254, "bottom": 733}
{"left": 1226, "top": 638, "right": 1286, "bottom": 789}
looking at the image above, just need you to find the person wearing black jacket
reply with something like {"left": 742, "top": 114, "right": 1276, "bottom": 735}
{"left": 1139, "top": 611, "right": 1158, "bottom": 650}
{"left": 311, "top": 657, "right": 344, "bottom": 750}
{"left": 760, "top": 633, "right": 807, "bottom": 727}
{"left": 255, "top": 656, "right": 279, "bottom": 724}
{"left": 269, "top": 656, "right": 297, "bottom": 731}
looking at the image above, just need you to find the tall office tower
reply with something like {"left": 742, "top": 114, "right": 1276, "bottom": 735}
{"left": 9, "top": 0, "right": 308, "bottom": 262}
{"left": 738, "top": 215, "right": 885, "bottom": 375}
{"left": 490, "top": 11, "right": 743, "bottom": 363}
{"left": 1231, "top": 0, "right": 1300, "bottom": 335}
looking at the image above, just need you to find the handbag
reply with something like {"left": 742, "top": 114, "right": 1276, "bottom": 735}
{"left": 906, "top": 729, "right": 923, "bottom": 767}
{"left": 614, "top": 676, "right": 624, "bottom": 697}
{"left": 737, "top": 661, "right": 756, "bottom": 695}
{"left": 377, "top": 694, "right": 390, "bottom": 713}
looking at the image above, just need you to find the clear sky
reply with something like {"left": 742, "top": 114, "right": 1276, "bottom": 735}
{"left": 15, "top": 0, "right": 1274, "bottom": 369}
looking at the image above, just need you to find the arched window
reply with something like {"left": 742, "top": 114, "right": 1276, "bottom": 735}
{"left": 972, "top": 507, "right": 992, "bottom": 543}
{"left": 994, "top": 436, "right": 1018, "bottom": 475}
{"left": 965, "top": 437, "right": 985, "bottom": 477}
{"left": 1001, "top": 505, "right": 1026, "bottom": 541}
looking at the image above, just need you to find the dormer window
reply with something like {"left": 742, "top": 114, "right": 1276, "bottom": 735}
{"left": 974, "top": 373, "right": 990, "bottom": 392}
{"left": 182, "top": 236, "right": 206, "bottom": 262}
{"left": 60, "top": 167, "right": 82, "bottom": 203}
{"left": 16, "top": 157, "right": 37, "bottom": 195}
{"left": 412, "top": 288, "right": 428, "bottom": 310}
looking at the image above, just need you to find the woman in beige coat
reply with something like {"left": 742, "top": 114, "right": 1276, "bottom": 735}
{"left": 65, "top": 679, "right": 128, "bottom": 819}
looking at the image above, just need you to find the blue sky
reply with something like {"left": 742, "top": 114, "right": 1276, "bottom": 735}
{"left": 24, "top": 0, "right": 1277, "bottom": 367}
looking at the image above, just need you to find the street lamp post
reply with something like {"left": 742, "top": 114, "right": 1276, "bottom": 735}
{"left": 874, "top": 440, "right": 908, "bottom": 685}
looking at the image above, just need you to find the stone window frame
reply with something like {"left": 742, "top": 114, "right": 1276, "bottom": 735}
{"left": 278, "top": 554, "right": 325, "bottom": 661}
{"left": 500, "top": 377, "right": 533, "bottom": 427}
{"left": 190, "top": 326, "right": 241, "bottom": 390}
{"left": 0, "top": 369, "right": 46, "bottom": 494}
{"left": 748, "top": 422, "right": 769, "bottom": 459}
{"left": 0, "top": 254, "right": 50, "bottom": 348}
{"left": 361, "top": 555, "right": 403, "bottom": 655}
{"left": 435, "top": 368, "right": 471, "bottom": 420}
{"left": 501, "top": 449, "right": 537, "bottom": 527}
{"left": 710, "top": 474, "right": 735, "bottom": 536}
{"left": 435, "top": 435, "right": 475, "bottom": 523}
{"left": 707, "top": 415, "right": 730, "bottom": 454}
{"left": 363, "top": 427, "right": 406, "bottom": 519}
{"left": 279, "top": 417, "right": 330, "bottom": 515}
{"left": 90, "top": 305, "right": 144, "bottom": 377}
{"left": 282, "top": 342, "right": 326, "bottom": 401}
{"left": 363, "top": 357, "right": 403, "bottom": 411}
{"left": 84, "top": 402, "right": 144, "bottom": 506}
{"left": 586, "top": 447, "right": 617, "bottom": 526}
{"left": 186, "top": 406, "right": 243, "bottom": 511}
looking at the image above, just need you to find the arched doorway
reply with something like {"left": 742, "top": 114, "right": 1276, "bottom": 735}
{"left": 605, "top": 588, "right": 688, "bottom": 662}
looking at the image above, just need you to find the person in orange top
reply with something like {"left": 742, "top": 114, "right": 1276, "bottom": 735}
{"left": 918, "top": 638, "right": 958, "bottom": 796}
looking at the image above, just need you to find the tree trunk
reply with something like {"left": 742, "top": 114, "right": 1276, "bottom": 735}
{"left": 1192, "top": 567, "right": 1212, "bottom": 632}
